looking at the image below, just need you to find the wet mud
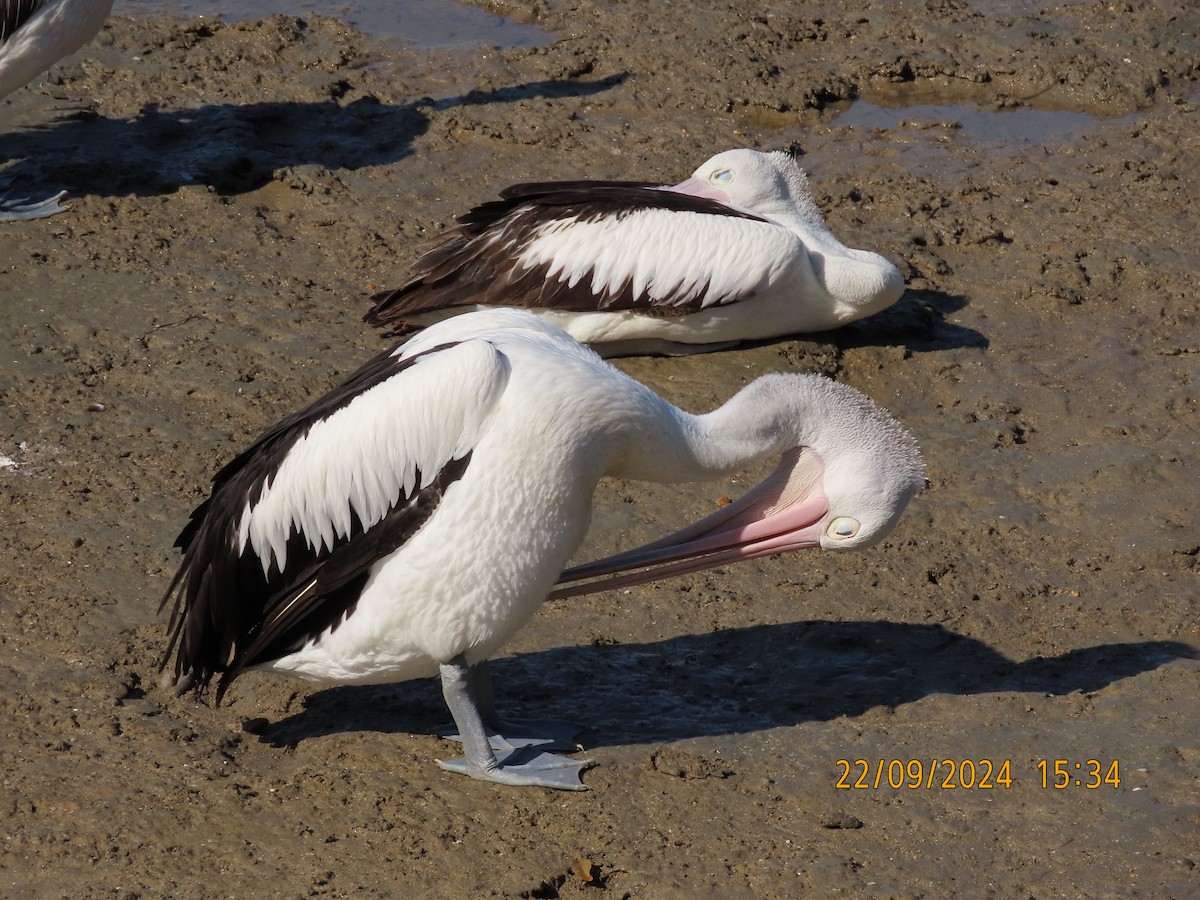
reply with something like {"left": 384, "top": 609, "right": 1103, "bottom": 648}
{"left": 1, "top": 1, "right": 1197, "bottom": 896}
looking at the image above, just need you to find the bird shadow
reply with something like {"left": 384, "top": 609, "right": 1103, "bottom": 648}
{"left": 722, "top": 289, "right": 984, "bottom": 360}
{"left": 248, "top": 619, "right": 1194, "bottom": 751}
{"left": 0, "top": 74, "right": 626, "bottom": 198}
{"left": 837, "top": 288, "right": 987, "bottom": 352}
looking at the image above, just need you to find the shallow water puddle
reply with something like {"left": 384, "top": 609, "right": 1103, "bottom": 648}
{"left": 833, "top": 99, "right": 1137, "bottom": 144}
{"left": 115, "top": 0, "right": 551, "bottom": 47}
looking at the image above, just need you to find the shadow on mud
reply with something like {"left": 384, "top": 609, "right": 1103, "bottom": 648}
{"left": 0, "top": 74, "right": 626, "bottom": 198}
{"left": 722, "top": 290, "right": 985, "bottom": 357}
{"left": 253, "top": 620, "right": 1194, "bottom": 749}
{"left": 839, "top": 289, "right": 987, "bottom": 352}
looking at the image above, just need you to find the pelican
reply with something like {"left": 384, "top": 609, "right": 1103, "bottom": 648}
{"left": 1, "top": 0, "right": 114, "bottom": 220}
{"left": 364, "top": 149, "right": 905, "bottom": 356}
{"left": 161, "top": 309, "right": 924, "bottom": 790}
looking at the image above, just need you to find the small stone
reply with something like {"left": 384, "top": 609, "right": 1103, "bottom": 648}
{"left": 820, "top": 812, "right": 864, "bottom": 829}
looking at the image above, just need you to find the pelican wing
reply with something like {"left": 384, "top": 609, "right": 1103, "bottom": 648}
{"left": 365, "top": 181, "right": 792, "bottom": 334}
{"left": 161, "top": 339, "right": 511, "bottom": 698}
{"left": 1, "top": 1, "right": 42, "bottom": 44}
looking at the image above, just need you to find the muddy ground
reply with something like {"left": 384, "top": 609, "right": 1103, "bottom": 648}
{"left": 1, "top": 1, "right": 1197, "bottom": 896}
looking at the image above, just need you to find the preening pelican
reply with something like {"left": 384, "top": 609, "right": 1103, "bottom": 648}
{"left": 365, "top": 149, "right": 905, "bottom": 356}
{"left": 161, "top": 309, "right": 924, "bottom": 790}
{"left": 1, "top": 0, "right": 113, "bottom": 220}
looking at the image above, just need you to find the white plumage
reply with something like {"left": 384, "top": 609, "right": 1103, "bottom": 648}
{"left": 162, "top": 309, "right": 924, "bottom": 789}
{"left": 365, "top": 150, "right": 905, "bottom": 356}
{"left": 235, "top": 340, "right": 509, "bottom": 575}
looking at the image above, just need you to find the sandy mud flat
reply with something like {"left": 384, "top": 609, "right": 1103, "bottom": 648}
{"left": 1, "top": 1, "right": 1197, "bottom": 896}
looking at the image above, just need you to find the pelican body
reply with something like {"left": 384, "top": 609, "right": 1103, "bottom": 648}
{"left": 365, "top": 150, "right": 905, "bottom": 356}
{"left": 162, "top": 310, "right": 924, "bottom": 789}
{"left": 1, "top": 0, "right": 112, "bottom": 220}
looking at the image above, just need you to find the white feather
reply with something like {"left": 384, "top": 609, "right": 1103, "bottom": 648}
{"left": 237, "top": 340, "right": 511, "bottom": 574}
{"left": 519, "top": 208, "right": 805, "bottom": 309}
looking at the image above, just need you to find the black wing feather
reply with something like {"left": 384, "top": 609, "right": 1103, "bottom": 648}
{"left": 160, "top": 343, "right": 471, "bottom": 701}
{"left": 0, "top": 0, "right": 43, "bottom": 45}
{"left": 364, "top": 181, "right": 769, "bottom": 334}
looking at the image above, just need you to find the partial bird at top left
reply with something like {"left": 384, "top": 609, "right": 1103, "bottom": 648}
{"left": 1, "top": 0, "right": 114, "bottom": 220}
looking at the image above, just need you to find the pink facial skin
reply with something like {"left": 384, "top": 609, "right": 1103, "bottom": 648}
{"left": 665, "top": 176, "right": 732, "bottom": 205}
{"left": 549, "top": 448, "right": 830, "bottom": 600}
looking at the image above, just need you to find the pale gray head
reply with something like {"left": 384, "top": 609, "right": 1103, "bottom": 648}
{"left": 552, "top": 372, "right": 924, "bottom": 598}
{"left": 671, "top": 149, "right": 904, "bottom": 319}
{"left": 710, "top": 372, "right": 925, "bottom": 550}
{"left": 671, "top": 149, "right": 819, "bottom": 221}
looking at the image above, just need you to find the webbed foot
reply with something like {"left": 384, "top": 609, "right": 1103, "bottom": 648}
{"left": 0, "top": 190, "right": 69, "bottom": 221}
{"left": 437, "top": 745, "right": 593, "bottom": 790}
{"left": 438, "top": 656, "right": 595, "bottom": 790}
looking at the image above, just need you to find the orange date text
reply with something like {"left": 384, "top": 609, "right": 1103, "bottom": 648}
{"left": 834, "top": 758, "right": 1014, "bottom": 790}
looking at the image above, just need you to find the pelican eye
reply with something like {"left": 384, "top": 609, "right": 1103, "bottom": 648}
{"left": 710, "top": 168, "right": 733, "bottom": 183}
{"left": 827, "top": 517, "right": 860, "bottom": 540}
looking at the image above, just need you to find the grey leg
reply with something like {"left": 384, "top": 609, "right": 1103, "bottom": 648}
{"left": 440, "top": 659, "right": 584, "bottom": 752}
{"left": 436, "top": 656, "right": 591, "bottom": 790}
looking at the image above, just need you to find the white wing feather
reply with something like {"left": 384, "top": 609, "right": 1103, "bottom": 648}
{"left": 518, "top": 208, "right": 806, "bottom": 308}
{"left": 237, "top": 340, "right": 511, "bottom": 573}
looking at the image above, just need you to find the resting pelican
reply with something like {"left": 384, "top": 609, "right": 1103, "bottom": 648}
{"left": 364, "top": 149, "right": 905, "bottom": 356}
{"left": 1, "top": 0, "right": 114, "bottom": 220}
{"left": 161, "top": 309, "right": 924, "bottom": 790}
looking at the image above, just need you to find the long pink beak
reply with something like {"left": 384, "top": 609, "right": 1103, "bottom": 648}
{"left": 548, "top": 448, "right": 829, "bottom": 600}
{"left": 664, "top": 176, "right": 731, "bottom": 205}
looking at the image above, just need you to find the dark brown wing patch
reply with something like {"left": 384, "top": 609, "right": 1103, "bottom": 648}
{"left": 365, "top": 181, "right": 768, "bottom": 335}
{"left": 1, "top": 0, "right": 43, "bottom": 45}
{"left": 160, "top": 343, "right": 470, "bottom": 702}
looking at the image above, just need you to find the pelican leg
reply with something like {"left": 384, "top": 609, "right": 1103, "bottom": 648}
{"left": 436, "top": 656, "right": 591, "bottom": 790}
{"left": 438, "top": 660, "right": 585, "bottom": 752}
